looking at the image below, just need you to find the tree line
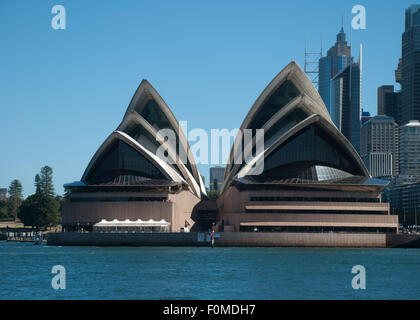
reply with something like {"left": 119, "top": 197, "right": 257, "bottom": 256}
{"left": 0, "top": 166, "right": 62, "bottom": 229}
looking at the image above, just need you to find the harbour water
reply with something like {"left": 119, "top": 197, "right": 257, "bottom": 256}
{"left": 0, "top": 241, "right": 419, "bottom": 300}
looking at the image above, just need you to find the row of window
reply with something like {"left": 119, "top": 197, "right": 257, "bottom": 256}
{"left": 239, "top": 226, "right": 396, "bottom": 234}
{"left": 70, "top": 197, "right": 168, "bottom": 202}
{"left": 244, "top": 209, "right": 388, "bottom": 215}
{"left": 249, "top": 197, "right": 380, "bottom": 203}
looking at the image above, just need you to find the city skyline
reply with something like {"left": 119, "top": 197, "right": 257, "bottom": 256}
{"left": 1, "top": 2, "right": 420, "bottom": 304}
{"left": 0, "top": 1, "right": 415, "bottom": 196}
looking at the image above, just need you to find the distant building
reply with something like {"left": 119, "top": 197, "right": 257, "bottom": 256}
{"left": 330, "top": 59, "right": 362, "bottom": 153}
{"left": 210, "top": 166, "right": 225, "bottom": 191}
{"left": 361, "top": 110, "right": 372, "bottom": 125}
{"left": 378, "top": 85, "right": 400, "bottom": 124}
{"left": 200, "top": 175, "right": 206, "bottom": 189}
{"left": 378, "top": 85, "right": 394, "bottom": 115}
{"left": 395, "top": 58, "right": 402, "bottom": 84}
{"left": 385, "top": 91, "right": 400, "bottom": 123}
{"left": 360, "top": 116, "right": 399, "bottom": 178}
{"left": 0, "top": 188, "right": 7, "bottom": 200}
{"left": 399, "top": 120, "right": 420, "bottom": 183}
{"left": 382, "top": 181, "right": 420, "bottom": 226}
{"left": 318, "top": 25, "right": 353, "bottom": 114}
{"left": 400, "top": 5, "right": 420, "bottom": 125}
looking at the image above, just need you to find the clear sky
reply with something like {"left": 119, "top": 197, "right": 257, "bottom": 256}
{"left": 0, "top": 0, "right": 415, "bottom": 196}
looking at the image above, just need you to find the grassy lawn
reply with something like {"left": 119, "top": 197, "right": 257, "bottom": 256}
{"left": 0, "top": 220, "right": 25, "bottom": 228}
{"left": 0, "top": 220, "right": 62, "bottom": 232}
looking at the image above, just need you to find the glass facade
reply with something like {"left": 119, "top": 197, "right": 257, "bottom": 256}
{"left": 248, "top": 80, "right": 300, "bottom": 131}
{"left": 383, "top": 180, "right": 420, "bottom": 226}
{"left": 84, "top": 140, "right": 167, "bottom": 185}
{"left": 234, "top": 107, "right": 309, "bottom": 178}
{"left": 263, "top": 107, "right": 309, "bottom": 145}
{"left": 401, "top": 5, "right": 420, "bottom": 125}
{"left": 135, "top": 96, "right": 174, "bottom": 132}
{"left": 209, "top": 166, "right": 225, "bottom": 191}
{"left": 318, "top": 27, "right": 353, "bottom": 115}
{"left": 399, "top": 121, "right": 420, "bottom": 180}
{"left": 330, "top": 63, "right": 362, "bottom": 153}
{"left": 125, "top": 121, "right": 161, "bottom": 152}
{"left": 132, "top": 93, "right": 196, "bottom": 182}
{"left": 318, "top": 56, "right": 332, "bottom": 113}
{"left": 124, "top": 120, "right": 185, "bottom": 179}
{"left": 232, "top": 81, "right": 303, "bottom": 178}
{"left": 247, "top": 123, "right": 364, "bottom": 182}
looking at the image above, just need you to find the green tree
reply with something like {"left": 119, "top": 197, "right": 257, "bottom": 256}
{"left": 18, "top": 194, "right": 61, "bottom": 228}
{"left": 34, "top": 174, "right": 41, "bottom": 194}
{"left": 7, "top": 179, "right": 23, "bottom": 220}
{"left": 39, "top": 166, "right": 55, "bottom": 197}
{"left": 0, "top": 199, "right": 9, "bottom": 219}
{"left": 207, "top": 190, "right": 220, "bottom": 200}
{"left": 9, "top": 179, "right": 23, "bottom": 198}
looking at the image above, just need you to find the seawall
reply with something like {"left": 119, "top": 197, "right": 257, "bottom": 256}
{"left": 45, "top": 232, "right": 409, "bottom": 248}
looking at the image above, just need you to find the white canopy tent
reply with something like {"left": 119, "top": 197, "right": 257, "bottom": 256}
{"left": 93, "top": 219, "right": 171, "bottom": 232}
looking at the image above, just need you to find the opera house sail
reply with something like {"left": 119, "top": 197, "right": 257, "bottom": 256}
{"left": 218, "top": 62, "right": 398, "bottom": 234}
{"left": 62, "top": 80, "right": 206, "bottom": 232}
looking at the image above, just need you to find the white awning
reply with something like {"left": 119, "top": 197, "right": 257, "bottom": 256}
{"left": 93, "top": 219, "right": 170, "bottom": 228}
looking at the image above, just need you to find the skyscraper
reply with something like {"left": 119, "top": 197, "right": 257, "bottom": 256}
{"left": 378, "top": 85, "right": 394, "bottom": 114}
{"left": 330, "top": 56, "right": 362, "bottom": 153}
{"left": 360, "top": 115, "right": 399, "bottom": 178}
{"left": 395, "top": 58, "right": 402, "bottom": 84}
{"left": 378, "top": 85, "right": 400, "bottom": 122}
{"left": 399, "top": 120, "right": 420, "bottom": 183}
{"left": 361, "top": 109, "right": 372, "bottom": 125}
{"left": 209, "top": 166, "right": 225, "bottom": 191}
{"left": 400, "top": 5, "right": 420, "bottom": 125}
{"left": 318, "top": 24, "right": 353, "bottom": 114}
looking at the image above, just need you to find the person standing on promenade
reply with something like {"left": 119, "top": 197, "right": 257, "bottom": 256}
{"left": 209, "top": 229, "right": 215, "bottom": 248}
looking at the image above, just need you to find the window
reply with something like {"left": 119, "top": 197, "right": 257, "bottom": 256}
{"left": 248, "top": 123, "right": 364, "bottom": 182}
{"left": 84, "top": 140, "right": 167, "bottom": 184}
{"left": 248, "top": 80, "right": 300, "bottom": 131}
{"left": 134, "top": 93, "right": 196, "bottom": 180}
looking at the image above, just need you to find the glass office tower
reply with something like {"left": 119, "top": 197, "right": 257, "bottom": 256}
{"left": 330, "top": 61, "right": 362, "bottom": 153}
{"left": 318, "top": 26, "right": 353, "bottom": 114}
{"left": 401, "top": 5, "right": 420, "bottom": 125}
{"left": 399, "top": 120, "right": 420, "bottom": 182}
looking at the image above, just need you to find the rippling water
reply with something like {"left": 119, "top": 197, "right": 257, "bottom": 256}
{"left": 0, "top": 241, "right": 419, "bottom": 299}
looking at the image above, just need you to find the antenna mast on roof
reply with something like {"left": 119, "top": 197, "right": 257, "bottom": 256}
{"left": 304, "top": 37, "right": 322, "bottom": 90}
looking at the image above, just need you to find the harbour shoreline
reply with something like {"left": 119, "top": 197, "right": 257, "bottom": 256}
{"left": 45, "top": 231, "right": 420, "bottom": 248}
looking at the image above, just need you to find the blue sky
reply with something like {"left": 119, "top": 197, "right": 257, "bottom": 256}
{"left": 0, "top": 0, "right": 414, "bottom": 196}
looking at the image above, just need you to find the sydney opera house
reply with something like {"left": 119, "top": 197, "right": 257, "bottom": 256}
{"left": 217, "top": 62, "right": 398, "bottom": 234}
{"left": 62, "top": 61, "right": 399, "bottom": 235}
{"left": 62, "top": 80, "right": 206, "bottom": 232}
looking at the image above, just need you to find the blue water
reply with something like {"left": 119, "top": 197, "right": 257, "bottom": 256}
{"left": 0, "top": 241, "right": 419, "bottom": 299}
